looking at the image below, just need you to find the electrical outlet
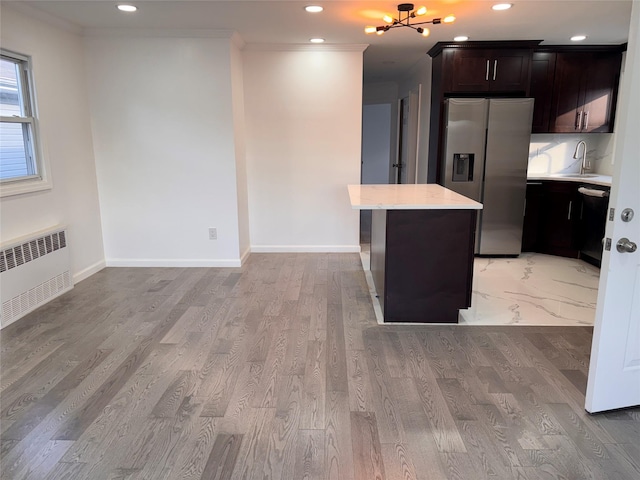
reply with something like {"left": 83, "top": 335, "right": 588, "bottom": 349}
{"left": 208, "top": 228, "right": 217, "bottom": 240}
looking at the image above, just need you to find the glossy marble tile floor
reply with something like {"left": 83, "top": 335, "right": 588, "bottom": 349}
{"left": 461, "top": 253, "right": 600, "bottom": 326}
{"left": 359, "top": 246, "right": 600, "bottom": 326}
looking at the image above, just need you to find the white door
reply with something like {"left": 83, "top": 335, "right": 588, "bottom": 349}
{"left": 585, "top": 1, "right": 640, "bottom": 413}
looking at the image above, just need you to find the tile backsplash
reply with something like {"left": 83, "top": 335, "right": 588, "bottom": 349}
{"left": 528, "top": 133, "right": 615, "bottom": 176}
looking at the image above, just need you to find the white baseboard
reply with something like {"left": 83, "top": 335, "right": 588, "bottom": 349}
{"left": 73, "top": 259, "right": 106, "bottom": 284}
{"left": 250, "top": 245, "right": 361, "bottom": 253}
{"left": 106, "top": 258, "right": 242, "bottom": 268}
{"left": 240, "top": 247, "right": 251, "bottom": 265}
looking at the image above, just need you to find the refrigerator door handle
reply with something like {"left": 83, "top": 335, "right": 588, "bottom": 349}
{"left": 486, "top": 60, "right": 490, "bottom": 81}
{"left": 493, "top": 60, "right": 498, "bottom": 81}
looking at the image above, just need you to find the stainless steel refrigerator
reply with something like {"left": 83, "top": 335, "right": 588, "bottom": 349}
{"left": 441, "top": 98, "right": 534, "bottom": 255}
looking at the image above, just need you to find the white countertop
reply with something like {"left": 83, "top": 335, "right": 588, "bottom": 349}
{"left": 527, "top": 173, "right": 612, "bottom": 187}
{"left": 348, "top": 184, "right": 483, "bottom": 210}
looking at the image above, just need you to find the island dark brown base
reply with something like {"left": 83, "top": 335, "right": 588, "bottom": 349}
{"left": 371, "top": 209, "right": 477, "bottom": 323}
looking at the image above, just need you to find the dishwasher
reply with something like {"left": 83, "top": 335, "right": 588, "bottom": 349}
{"left": 579, "top": 185, "right": 610, "bottom": 267}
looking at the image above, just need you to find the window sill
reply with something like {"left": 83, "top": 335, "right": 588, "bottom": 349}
{"left": 0, "top": 177, "right": 52, "bottom": 198}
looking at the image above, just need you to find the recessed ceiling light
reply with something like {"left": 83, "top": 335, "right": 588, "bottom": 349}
{"left": 310, "top": 38, "right": 325, "bottom": 43}
{"left": 571, "top": 35, "right": 587, "bottom": 41}
{"left": 117, "top": 4, "right": 137, "bottom": 12}
{"left": 492, "top": 3, "right": 513, "bottom": 11}
{"left": 305, "top": 6, "right": 323, "bottom": 13}
{"left": 454, "top": 36, "right": 469, "bottom": 42}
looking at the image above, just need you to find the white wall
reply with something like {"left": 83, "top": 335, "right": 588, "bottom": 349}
{"left": 0, "top": 6, "right": 105, "bottom": 282}
{"left": 243, "top": 46, "right": 364, "bottom": 252}
{"left": 84, "top": 33, "right": 244, "bottom": 266}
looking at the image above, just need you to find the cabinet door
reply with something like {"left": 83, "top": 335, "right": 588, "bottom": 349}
{"left": 491, "top": 50, "right": 532, "bottom": 92}
{"left": 449, "top": 49, "right": 492, "bottom": 92}
{"left": 581, "top": 53, "right": 622, "bottom": 132}
{"left": 530, "top": 52, "right": 557, "bottom": 133}
{"left": 522, "top": 182, "right": 543, "bottom": 251}
{"left": 539, "top": 181, "right": 581, "bottom": 258}
{"left": 550, "top": 54, "right": 584, "bottom": 133}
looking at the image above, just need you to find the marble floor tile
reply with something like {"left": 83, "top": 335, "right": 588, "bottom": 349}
{"left": 460, "top": 253, "right": 600, "bottom": 326}
{"left": 359, "top": 245, "right": 600, "bottom": 326}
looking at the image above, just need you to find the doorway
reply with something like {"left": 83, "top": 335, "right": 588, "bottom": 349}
{"left": 360, "top": 103, "right": 392, "bottom": 244}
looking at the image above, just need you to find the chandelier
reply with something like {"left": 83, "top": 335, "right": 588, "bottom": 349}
{"left": 365, "top": 3, "right": 456, "bottom": 37}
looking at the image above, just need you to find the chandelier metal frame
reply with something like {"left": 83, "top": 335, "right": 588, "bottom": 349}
{"left": 366, "top": 3, "right": 454, "bottom": 36}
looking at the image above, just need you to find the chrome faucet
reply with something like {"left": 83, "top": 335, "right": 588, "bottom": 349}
{"left": 573, "top": 140, "right": 590, "bottom": 175}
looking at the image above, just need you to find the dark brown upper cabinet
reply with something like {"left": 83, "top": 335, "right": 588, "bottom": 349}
{"left": 530, "top": 52, "right": 557, "bottom": 133}
{"left": 530, "top": 47, "right": 624, "bottom": 134}
{"left": 550, "top": 51, "right": 623, "bottom": 133}
{"left": 448, "top": 48, "right": 533, "bottom": 93}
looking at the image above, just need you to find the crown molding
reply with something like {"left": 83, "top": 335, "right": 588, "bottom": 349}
{"left": 83, "top": 28, "right": 237, "bottom": 39}
{"left": 244, "top": 43, "right": 369, "bottom": 53}
{"left": 3, "top": 2, "right": 83, "bottom": 35}
{"left": 230, "top": 32, "right": 246, "bottom": 50}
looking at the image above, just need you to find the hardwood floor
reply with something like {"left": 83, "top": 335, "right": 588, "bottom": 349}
{"left": 1, "top": 253, "right": 639, "bottom": 479}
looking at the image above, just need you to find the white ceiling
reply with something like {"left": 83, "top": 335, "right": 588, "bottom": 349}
{"left": 7, "top": 0, "right": 633, "bottom": 82}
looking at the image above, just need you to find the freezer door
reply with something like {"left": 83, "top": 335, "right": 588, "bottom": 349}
{"left": 442, "top": 98, "right": 488, "bottom": 203}
{"left": 480, "top": 98, "right": 534, "bottom": 255}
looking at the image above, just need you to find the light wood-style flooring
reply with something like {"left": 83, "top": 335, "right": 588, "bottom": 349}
{"left": 1, "top": 253, "right": 639, "bottom": 479}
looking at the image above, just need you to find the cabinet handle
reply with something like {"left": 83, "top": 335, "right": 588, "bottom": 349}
{"left": 575, "top": 111, "right": 584, "bottom": 130}
{"left": 486, "top": 60, "right": 490, "bottom": 81}
{"left": 493, "top": 60, "right": 498, "bottom": 81}
{"left": 583, "top": 111, "right": 589, "bottom": 130}
{"left": 568, "top": 200, "right": 573, "bottom": 220}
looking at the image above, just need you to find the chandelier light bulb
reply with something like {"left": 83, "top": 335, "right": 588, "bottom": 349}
{"left": 376, "top": 30, "right": 385, "bottom": 36}
{"left": 383, "top": 15, "right": 394, "bottom": 24}
{"left": 421, "top": 27, "right": 430, "bottom": 37}
{"left": 443, "top": 15, "right": 456, "bottom": 23}
{"left": 365, "top": 26, "right": 377, "bottom": 34}
{"left": 492, "top": 3, "right": 513, "bottom": 11}
{"left": 304, "top": 6, "right": 324, "bottom": 13}
{"left": 416, "top": 6, "right": 427, "bottom": 16}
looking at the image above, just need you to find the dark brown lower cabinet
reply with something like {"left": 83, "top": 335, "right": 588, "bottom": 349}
{"left": 371, "top": 209, "right": 477, "bottom": 323}
{"left": 538, "top": 181, "right": 582, "bottom": 257}
{"left": 523, "top": 180, "right": 602, "bottom": 259}
{"left": 522, "top": 181, "right": 544, "bottom": 252}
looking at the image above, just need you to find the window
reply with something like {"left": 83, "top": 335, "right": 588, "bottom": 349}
{"left": 0, "top": 49, "right": 49, "bottom": 196}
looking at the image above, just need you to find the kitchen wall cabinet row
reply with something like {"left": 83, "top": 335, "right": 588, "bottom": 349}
{"left": 426, "top": 41, "right": 625, "bottom": 183}
{"left": 531, "top": 48, "right": 624, "bottom": 133}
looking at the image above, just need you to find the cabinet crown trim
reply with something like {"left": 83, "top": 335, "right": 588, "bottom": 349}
{"left": 533, "top": 44, "right": 627, "bottom": 54}
{"left": 427, "top": 40, "right": 542, "bottom": 58}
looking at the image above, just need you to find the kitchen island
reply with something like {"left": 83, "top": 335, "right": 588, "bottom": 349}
{"left": 349, "top": 184, "right": 483, "bottom": 323}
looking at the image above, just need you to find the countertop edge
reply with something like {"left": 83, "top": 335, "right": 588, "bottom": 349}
{"left": 350, "top": 204, "right": 483, "bottom": 210}
{"left": 527, "top": 174, "right": 612, "bottom": 187}
{"left": 348, "top": 184, "right": 483, "bottom": 210}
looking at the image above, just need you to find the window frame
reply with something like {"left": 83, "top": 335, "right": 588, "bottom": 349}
{"left": 0, "top": 49, "right": 50, "bottom": 197}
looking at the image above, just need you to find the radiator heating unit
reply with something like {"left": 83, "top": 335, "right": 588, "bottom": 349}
{"left": 1, "top": 226, "right": 73, "bottom": 328}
